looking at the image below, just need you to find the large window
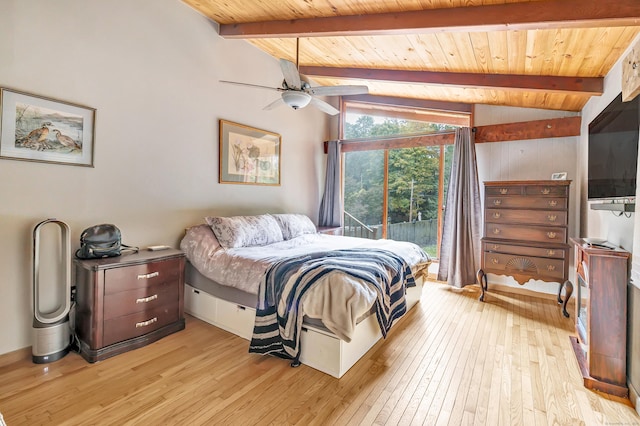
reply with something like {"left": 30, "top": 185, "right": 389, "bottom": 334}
{"left": 341, "top": 100, "right": 467, "bottom": 259}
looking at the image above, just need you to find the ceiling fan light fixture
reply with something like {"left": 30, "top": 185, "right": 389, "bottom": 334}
{"left": 282, "top": 91, "right": 311, "bottom": 110}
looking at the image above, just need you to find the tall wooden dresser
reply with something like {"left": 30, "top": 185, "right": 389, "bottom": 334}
{"left": 477, "top": 180, "right": 572, "bottom": 315}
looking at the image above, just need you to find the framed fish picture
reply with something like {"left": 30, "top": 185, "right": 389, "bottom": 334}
{"left": 0, "top": 87, "right": 95, "bottom": 167}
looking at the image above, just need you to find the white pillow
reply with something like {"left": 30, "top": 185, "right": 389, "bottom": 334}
{"left": 180, "top": 224, "right": 221, "bottom": 261}
{"left": 271, "top": 214, "right": 317, "bottom": 240}
{"left": 205, "top": 214, "right": 284, "bottom": 249}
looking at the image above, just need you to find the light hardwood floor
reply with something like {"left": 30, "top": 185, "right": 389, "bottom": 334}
{"left": 1, "top": 281, "right": 639, "bottom": 425}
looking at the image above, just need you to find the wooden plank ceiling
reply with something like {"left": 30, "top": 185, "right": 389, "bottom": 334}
{"left": 183, "top": 0, "right": 640, "bottom": 112}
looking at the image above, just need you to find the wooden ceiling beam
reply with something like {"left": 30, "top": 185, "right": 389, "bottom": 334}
{"left": 343, "top": 94, "right": 473, "bottom": 114}
{"left": 218, "top": 0, "right": 640, "bottom": 38}
{"left": 328, "top": 116, "right": 581, "bottom": 153}
{"left": 302, "top": 66, "right": 603, "bottom": 96}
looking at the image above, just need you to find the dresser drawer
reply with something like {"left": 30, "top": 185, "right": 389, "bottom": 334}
{"left": 103, "top": 304, "right": 179, "bottom": 346}
{"left": 485, "top": 209, "right": 567, "bottom": 226}
{"left": 104, "top": 258, "right": 182, "bottom": 294}
{"left": 482, "top": 241, "right": 566, "bottom": 259}
{"left": 103, "top": 281, "right": 180, "bottom": 320}
{"left": 524, "top": 185, "right": 568, "bottom": 197}
{"left": 486, "top": 185, "right": 524, "bottom": 196}
{"left": 486, "top": 223, "right": 567, "bottom": 244}
{"left": 483, "top": 252, "right": 565, "bottom": 281}
{"left": 486, "top": 196, "right": 567, "bottom": 210}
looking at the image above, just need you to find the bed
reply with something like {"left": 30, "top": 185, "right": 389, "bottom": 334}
{"left": 180, "top": 213, "right": 431, "bottom": 378}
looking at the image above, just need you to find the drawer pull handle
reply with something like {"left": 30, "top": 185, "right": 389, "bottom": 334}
{"left": 541, "top": 188, "right": 551, "bottom": 195}
{"left": 499, "top": 188, "right": 508, "bottom": 194}
{"left": 136, "top": 317, "right": 157, "bottom": 328}
{"left": 492, "top": 244, "right": 500, "bottom": 250}
{"left": 136, "top": 294, "right": 158, "bottom": 304}
{"left": 491, "top": 258, "right": 499, "bottom": 264}
{"left": 548, "top": 200, "right": 558, "bottom": 207}
{"left": 547, "top": 214, "right": 557, "bottom": 222}
{"left": 137, "top": 271, "right": 159, "bottom": 280}
{"left": 492, "top": 212, "right": 501, "bottom": 219}
{"left": 547, "top": 265, "right": 556, "bottom": 271}
{"left": 493, "top": 199, "right": 502, "bottom": 206}
{"left": 547, "top": 232, "right": 557, "bottom": 239}
{"left": 547, "top": 250, "right": 556, "bottom": 256}
{"left": 492, "top": 228, "right": 501, "bottom": 235}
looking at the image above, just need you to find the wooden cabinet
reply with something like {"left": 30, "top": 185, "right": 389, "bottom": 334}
{"left": 477, "top": 180, "right": 572, "bottom": 314}
{"left": 74, "top": 249, "right": 185, "bottom": 362}
{"left": 569, "top": 238, "right": 629, "bottom": 397}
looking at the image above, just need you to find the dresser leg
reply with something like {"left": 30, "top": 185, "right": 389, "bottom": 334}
{"left": 557, "top": 280, "right": 565, "bottom": 304}
{"left": 561, "top": 280, "right": 573, "bottom": 318}
{"left": 477, "top": 269, "right": 487, "bottom": 302}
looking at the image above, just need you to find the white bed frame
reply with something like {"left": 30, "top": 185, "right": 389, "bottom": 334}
{"left": 184, "top": 278, "right": 423, "bottom": 378}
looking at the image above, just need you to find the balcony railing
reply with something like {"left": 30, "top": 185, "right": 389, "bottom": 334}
{"left": 343, "top": 211, "right": 438, "bottom": 249}
{"left": 343, "top": 211, "right": 377, "bottom": 239}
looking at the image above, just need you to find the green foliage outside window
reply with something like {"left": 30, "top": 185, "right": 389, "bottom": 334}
{"left": 344, "top": 115, "right": 456, "bottom": 227}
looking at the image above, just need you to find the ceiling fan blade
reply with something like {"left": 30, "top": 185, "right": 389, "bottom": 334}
{"left": 263, "top": 97, "right": 286, "bottom": 111}
{"left": 309, "top": 97, "right": 339, "bottom": 115}
{"left": 309, "top": 85, "right": 369, "bottom": 97}
{"left": 220, "top": 80, "right": 281, "bottom": 92}
{"left": 279, "top": 59, "right": 302, "bottom": 90}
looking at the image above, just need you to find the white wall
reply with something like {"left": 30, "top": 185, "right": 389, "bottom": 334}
{"left": 474, "top": 105, "right": 580, "bottom": 293}
{"left": 0, "top": 0, "right": 330, "bottom": 355}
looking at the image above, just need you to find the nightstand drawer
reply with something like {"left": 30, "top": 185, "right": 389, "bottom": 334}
{"left": 103, "top": 281, "right": 179, "bottom": 320}
{"left": 103, "top": 304, "right": 179, "bottom": 346}
{"left": 104, "top": 258, "right": 182, "bottom": 294}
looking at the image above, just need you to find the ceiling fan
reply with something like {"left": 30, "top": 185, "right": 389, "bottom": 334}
{"left": 220, "top": 40, "right": 369, "bottom": 115}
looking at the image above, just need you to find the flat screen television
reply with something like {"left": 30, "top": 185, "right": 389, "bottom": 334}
{"left": 588, "top": 93, "right": 640, "bottom": 200}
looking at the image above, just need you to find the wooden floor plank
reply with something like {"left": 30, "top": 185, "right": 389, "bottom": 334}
{"left": 0, "top": 282, "right": 638, "bottom": 426}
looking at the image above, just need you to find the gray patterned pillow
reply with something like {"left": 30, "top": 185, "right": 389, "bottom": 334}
{"left": 271, "top": 214, "right": 317, "bottom": 240}
{"left": 205, "top": 215, "right": 284, "bottom": 249}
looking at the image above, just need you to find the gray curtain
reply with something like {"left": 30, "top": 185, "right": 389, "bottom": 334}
{"left": 318, "top": 140, "right": 342, "bottom": 227}
{"left": 437, "top": 127, "right": 482, "bottom": 288}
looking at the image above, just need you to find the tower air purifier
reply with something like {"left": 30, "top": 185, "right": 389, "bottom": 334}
{"left": 32, "top": 218, "right": 72, "bottom": 364}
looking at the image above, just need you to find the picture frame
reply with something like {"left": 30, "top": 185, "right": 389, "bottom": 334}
{"left": 219, "top": 119, "right": 281, "bottom": 185}
{"left": 0, "top": 87, "right": 95, "bottom": 167}
{"left": 551, "top": 172, "right": 567, "bottom": 180}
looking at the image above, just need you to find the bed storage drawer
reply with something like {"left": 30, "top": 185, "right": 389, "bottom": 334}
{"left": 301, "top": 314, "right": 382, "bottom": 378}
{"left": 184, "top": 284, "right": 218, "bottom": 324}
{"left": 216, "top": 298, "right": 256, "bottom": 340}
{"left": 184, "top": 284, "right": 256, "bottom": 340}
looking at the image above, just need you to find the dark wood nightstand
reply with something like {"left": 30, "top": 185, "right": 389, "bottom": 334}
{"left": 74, "top": 249, "right": 185, "bottom": 362}
{"left": 318, "top": 226, "right": 343, "bottom": 236}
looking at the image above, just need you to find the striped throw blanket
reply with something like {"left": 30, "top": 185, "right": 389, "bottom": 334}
{"left": 249, "top": 248, "right": 416, "bottom": 363}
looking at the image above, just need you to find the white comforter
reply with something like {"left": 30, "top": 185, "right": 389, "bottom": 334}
{"left": 180, "top": 224, "right": 430, "bottom": 340}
